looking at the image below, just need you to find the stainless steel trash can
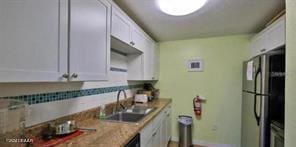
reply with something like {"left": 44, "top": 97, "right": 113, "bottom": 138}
{"left": 178, "top": 115, "right": 193, "bottom": 147}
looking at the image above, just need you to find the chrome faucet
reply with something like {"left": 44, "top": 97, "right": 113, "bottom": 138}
{"left": 115, "top": 89, "right": 127, "bottom": 112}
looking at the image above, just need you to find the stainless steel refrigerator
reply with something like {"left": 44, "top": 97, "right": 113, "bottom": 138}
{"left": 241, "top": 49, "right": 285, "bottom": 147}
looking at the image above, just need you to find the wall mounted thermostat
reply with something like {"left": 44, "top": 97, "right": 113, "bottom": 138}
{"left": 187, "top": 59, "right": 204, "bottom": 72}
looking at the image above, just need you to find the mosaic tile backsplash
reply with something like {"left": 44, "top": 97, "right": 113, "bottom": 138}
{"left": 0, "top": 84, "right": 142, "bottom": 105}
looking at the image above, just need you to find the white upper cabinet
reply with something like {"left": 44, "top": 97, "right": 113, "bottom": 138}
{"left": 131, "top": 27, "right": 146, "bottom": 52}
{"left": 127, "top": 54, "right": 144, "bottom": 80}
{"left": 111, "top": 7, "right": 131, "bottom": 45}
{"left": 0, "top": 0, "right": 68, "bottom": 82}
{"left": 109, "top": 1, "right": 159, "bottom": 81}
{"left": 69, "top": 0, "right": 110, "bottom": 81}
{"left": 251, "top": 33, "right": 266, "bottom": 56}
{"left": 0, "top": 0, "right": 110, "bottom": 82}
{"left": 250, "top": 15, "right": 285, "bottom": 57}
{"left": 111, "top": 4, "right": 146, "bottom": 52}
{"left": 264, "top": 17, "right": 285, "bottom": 51}
{"left": 143, "top": 39, "right": 153, "bottom": 80}
{"left": 143, "top": 38, "right": 159, "bottom": 80}
{"left": 152, "top": 43, "right": 160, "bottom": 80}
{"left": 127, "top": 39, "right": 159, "bottom": 81}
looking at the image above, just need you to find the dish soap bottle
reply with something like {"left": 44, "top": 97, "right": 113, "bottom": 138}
{"left": 98, "top": 105, "right": 106, "bottom": 119}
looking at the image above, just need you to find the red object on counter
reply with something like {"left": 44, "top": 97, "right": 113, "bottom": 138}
{"left": 32, "top": 130, "right": 83, "bottom": 147}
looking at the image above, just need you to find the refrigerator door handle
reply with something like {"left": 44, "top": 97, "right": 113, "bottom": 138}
{"left": 254, "top": 95, "right": 260, "bottom": 126}
{"left": 254, "top": 67, "right": 261, "bottom": 126}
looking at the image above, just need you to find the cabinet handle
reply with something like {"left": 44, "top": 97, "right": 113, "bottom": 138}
{"left": 260, "top": 49, "right": 266, "bottom": 52}
{"left": 71, "top": 73, "right": 78, "bottom": 78}
{"left": 152, "top": 132, "right": 157, "bottom": 137}
{"left": 62, "top": 73, "right": 69, "bottom": 79}
{"left": 130, "top": 41, "right": 135, "bottom": 46}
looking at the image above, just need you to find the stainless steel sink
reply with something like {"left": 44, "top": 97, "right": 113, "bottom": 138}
{"left": 104, "top": 106, "right": 156, "bottom": 123}
{"left": 123, "top": 106, "right": 155, "bottom": 114}
{"left": 105, "top": 112, "right": 145, "bottom": 122}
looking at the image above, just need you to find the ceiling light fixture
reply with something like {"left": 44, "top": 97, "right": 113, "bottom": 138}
{"left": 157, "top": 0, "right": 207, "bottom": 16}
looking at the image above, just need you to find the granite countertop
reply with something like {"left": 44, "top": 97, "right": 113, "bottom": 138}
{"left": 57, "top": 98, "right": 172, "bottom": 147}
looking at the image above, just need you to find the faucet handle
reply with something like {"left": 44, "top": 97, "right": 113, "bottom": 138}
{"left": 120, "top": 103, "right": 126, "bottom": 110}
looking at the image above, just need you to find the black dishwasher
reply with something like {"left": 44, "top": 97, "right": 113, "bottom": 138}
{"left": 125, "top": 133, "right": 140, "bottom": 147}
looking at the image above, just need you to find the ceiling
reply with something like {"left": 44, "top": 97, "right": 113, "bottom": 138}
{"left": 114, "top": 0, "right": 285, "bottom": 42}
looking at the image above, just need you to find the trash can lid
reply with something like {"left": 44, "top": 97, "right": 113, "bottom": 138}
{"left": 178, "top": 115, "right": 193, "bottom": 125}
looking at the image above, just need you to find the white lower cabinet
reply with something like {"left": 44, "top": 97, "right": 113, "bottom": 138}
{"left": 152, "top": 124, "right": 162, "bottom": 147}
{"left": 162, "top": 104, "right": 172, "bottom": 146}
{"left": 144, "top": 137, "right": 153, "bottom": 147}
{"left": 166, "top": 105, "right": 172, "bottom": 143}
{"left": 140, "top": 104, "right": 172, "bottom": 147}
{"left": 161, "top": 113, "right": 168, "bottom": 147}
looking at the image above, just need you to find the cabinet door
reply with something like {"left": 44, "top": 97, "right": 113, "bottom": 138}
{"left": 251, "top": 33, "right": 266, "bottom": 57}
{"left": 69, "top": 0, "right": 110, "bottom": 81}
{"left": 265, "top": 18, "right": 285, "bottom": 51}
{"left": 152, "top": 125, "right": 162, "bottom": 147}
{"left": 131, "top": 28, "right": 146, "bottom": 52}
{"left": 143, "top": 136, "right": 153, "bottom": 147}
{"left": 166, "top": 105, "right": 172, "bottom": 142}
{"left": 0, "top": 0, "right": 68, "bottom": 82}
{"left": 143, "top": 39, "right": 153, "bottom": 80}
{"left": 127, "top": 54, "right": 144, "bottom": 80}
{"left": 152, "top": 43, "right": 160, "bottom": 80}
{"left": 250, "top": 15, "right": 285, "bottom": 57}
{"left": 142, "top": 37, "right": 159, "bottom": 81}
{"left": 111, "top": 7, "right": 132, "bottom": 45}
{"left": 161, "top": 113, "right": 167, "bottom": 147}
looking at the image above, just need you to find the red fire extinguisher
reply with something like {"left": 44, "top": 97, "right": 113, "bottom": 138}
{"left": 193, "top": 95, "right": 202, "bottom": 117}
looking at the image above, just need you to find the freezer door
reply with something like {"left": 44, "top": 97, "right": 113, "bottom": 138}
{"left": 243, "top": 56, "right": 261, "bottom": 93}
{"left": 241, "top": 92, "right": 260, "bottom": 147}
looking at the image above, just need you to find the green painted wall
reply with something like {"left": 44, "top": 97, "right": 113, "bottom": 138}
{"left": 285, "top": 1, "right": 296, "bottom": 146}
{"left": 156, "top": 35, "right": 251, "bottom": 146}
